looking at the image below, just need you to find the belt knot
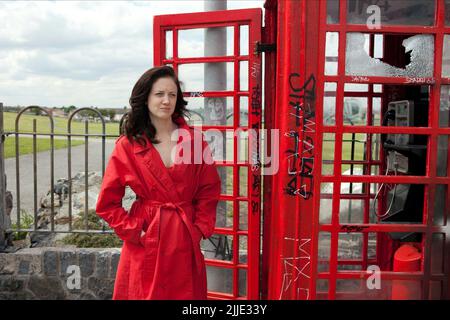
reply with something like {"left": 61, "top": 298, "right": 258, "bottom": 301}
{"left": 161, "top": 202, "right": 177, "bottom": 210}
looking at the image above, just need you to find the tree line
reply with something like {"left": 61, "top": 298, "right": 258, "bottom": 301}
{"left": 3, "top": 105, "right": 129, "bottom": 122}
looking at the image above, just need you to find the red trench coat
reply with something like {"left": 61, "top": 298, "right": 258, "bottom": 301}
{"left": 96, "top": 117, "right": 221, "bottom": 300}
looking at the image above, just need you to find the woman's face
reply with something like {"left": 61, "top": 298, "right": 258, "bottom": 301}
{"left": 147, "top": 76, "right": 178, "bottom": 121}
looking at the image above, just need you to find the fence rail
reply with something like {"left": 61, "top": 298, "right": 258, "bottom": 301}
{"left": 0, "top": 103, "right": 7, "bottom": 249}
{"left": 0, "top": 105, "right": 123, "bottom": 250}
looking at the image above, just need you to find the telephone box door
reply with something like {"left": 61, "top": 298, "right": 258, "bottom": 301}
{"left": 154, "top": 8, "right": 262, "bottom": 300}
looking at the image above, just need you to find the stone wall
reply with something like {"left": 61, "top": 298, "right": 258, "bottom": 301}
{"left": 0, "top": 247, "right": 120, "bottom": 300}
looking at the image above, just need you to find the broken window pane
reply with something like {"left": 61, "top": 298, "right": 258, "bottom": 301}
{"left": 346, "top": 33, "right": 434, "bottom": 77}
{"left": 402, "top": 35, "right": 434, "bottom": 77}
{"left": 347, "top": 0, "right": 434, "bottom": 26}
{"left": 443, "top": 35, "right": 450, "bottom": 78}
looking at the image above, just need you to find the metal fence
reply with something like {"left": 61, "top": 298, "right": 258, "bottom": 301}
{"left": 0, "top": 103, "right": 125, "bottom": 250}
{"left": 0, "top": 103, "right": 6, "bottom": 249}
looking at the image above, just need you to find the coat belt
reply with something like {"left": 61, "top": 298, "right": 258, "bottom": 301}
{"left": 137, "top": 199, "right": 203, "bottom": 274}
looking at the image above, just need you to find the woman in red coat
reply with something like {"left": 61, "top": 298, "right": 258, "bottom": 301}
{"left": 96, "top": 66, "right": 221, "bottom": 300}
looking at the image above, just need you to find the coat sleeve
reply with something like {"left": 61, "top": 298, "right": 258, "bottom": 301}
{"left": 192, "top": 140, "right": 221, "bottom": 240}
{"left": 95, "top": 137, "right": 145, "bottom": 245}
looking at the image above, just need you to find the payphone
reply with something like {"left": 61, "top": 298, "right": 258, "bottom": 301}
{"left": 378, "top": 98, "right": 428, "bottom": 241}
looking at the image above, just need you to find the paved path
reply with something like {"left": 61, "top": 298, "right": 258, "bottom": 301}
{"left": 4, "top": 139, "right": 115, "bottom": 222}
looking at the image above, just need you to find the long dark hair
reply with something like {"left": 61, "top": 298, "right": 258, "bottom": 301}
{"left": 123, "top": 65, "right": 188, "bottom": 145}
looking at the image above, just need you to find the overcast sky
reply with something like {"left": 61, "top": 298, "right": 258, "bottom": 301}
{"left": 0, "top": 0, "right": 264, "bottom": 109}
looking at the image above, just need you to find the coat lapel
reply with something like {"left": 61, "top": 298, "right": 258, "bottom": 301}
{"left": 132, "top": 117, "right": 193, "bottom": 203}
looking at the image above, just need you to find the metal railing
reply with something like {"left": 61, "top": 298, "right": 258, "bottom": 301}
{"left": 0, "top": 103, "right": 7, "bottom": 249}
{"left": 0, "top": 104, "right": 121, "bottom": 250}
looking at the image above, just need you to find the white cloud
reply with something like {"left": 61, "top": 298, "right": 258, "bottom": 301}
{"left": 0, "top": 0, "right": 265, "bottom": 108}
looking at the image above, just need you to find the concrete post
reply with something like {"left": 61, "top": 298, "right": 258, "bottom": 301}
{"left": 204, "top": 0, "right": 228, "bottom": 162}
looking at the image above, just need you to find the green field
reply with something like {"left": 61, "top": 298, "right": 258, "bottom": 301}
{"left": 3, "top": 112, "right": 121, "bottom": 137}
{"left": 2, "top": 111, "right": 112, "bottom": 158}
{"left": 3, "top": 136, "right": 84, "bottom": 159}
{"left": 322, "top": 132, "right": 370, "bottom": 176}
{"left": 3, "top": 112, "right": 369, "bottom": 171}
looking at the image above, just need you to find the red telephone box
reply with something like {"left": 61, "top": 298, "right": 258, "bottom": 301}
{"left": 154, "top": 0, "right": 450, "bottom": 300}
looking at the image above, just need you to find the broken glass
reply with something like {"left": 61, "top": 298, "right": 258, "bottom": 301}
{"left": 402, "top": 34, "right": 434, "bottom": 77}
{"left": 346, "top": 33, "right": 434, "bottom": 78}
{"left": 346, "top": 33, "right": 404, "bottom": 76}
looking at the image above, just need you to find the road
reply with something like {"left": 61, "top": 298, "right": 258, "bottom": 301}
{"left": 4, "top": 138, "right": 116, "bottom": 222}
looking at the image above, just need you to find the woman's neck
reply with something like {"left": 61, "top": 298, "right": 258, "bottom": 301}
{"left": 151, "top": 117, "right": 178, "bottom": 140}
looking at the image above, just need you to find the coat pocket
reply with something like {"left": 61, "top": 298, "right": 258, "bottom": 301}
{"left": 139, "top": 207, "right": 159, "bottom": 248}
{"left": 139, "top": 229, "right": 158, "bottom": 248}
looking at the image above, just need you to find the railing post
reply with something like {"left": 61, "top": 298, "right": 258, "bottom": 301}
{"left": 0, "top": 102, "right": 8, "bottom": 250}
